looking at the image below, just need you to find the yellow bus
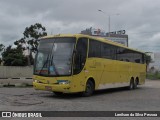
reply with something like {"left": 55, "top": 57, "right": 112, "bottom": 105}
{"left": 33, "top": 34, "right": 146, "bottom": 96}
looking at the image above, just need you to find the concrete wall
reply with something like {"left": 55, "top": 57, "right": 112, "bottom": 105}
{"left": 0, "top": 66, "right": 33, "bottom": 78}
{"left": 0, "top": 66, "right": 33, "bottom": 86}
{"left": 148, "top": 52, "right": 160, "bottom": 72}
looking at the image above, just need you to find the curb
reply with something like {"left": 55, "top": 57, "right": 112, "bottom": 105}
{"left": 15, "top": 83, "right": 28, "bottom": 87}
{"left": 0, "top": 83, "right": 33, "bottom": 88}
{"left": 0, "top": 78, "right": 33, "bottom": 87}
{"left": 0, "top": 84, "right": 5, "bottom": 88}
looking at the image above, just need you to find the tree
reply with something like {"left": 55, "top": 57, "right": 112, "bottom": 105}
{"left": 146, "top": 54, "right": 152, "bottom": 72}
{"left": 14, "top": 23, "right": 47, "bottom": 65}
{"left": 2, "top": 45, "right": 27, "bottom": 66}
{"left": 0, "top": 44, "right": 5, "bottom": 52}
{"left": 0, "top": 44, "right": 5, "bottom": 65}
{"left": 146, "top": 55, "right": 152, "bottom": 65}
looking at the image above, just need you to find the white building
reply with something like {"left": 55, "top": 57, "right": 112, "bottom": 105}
{"left": 148, "top": 52, "right": 160, "bottom": 72}
{"left": 81, "top": 28, "right": 128, "bottom": 46}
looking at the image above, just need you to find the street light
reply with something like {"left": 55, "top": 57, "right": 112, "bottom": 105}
{"left": 98, "top": 9, "right": 119, "bottom": 37}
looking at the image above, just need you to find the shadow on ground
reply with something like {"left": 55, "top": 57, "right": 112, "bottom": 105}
{"left": 41, "top": 87, "right": 142, "bottom": 99}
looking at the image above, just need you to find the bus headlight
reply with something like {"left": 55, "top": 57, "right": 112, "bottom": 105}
{"left": 57, "top": 80, "right": 70, "bottom": 84}
{"left": 33, "top": 79, "right": 39, "bottom": 83}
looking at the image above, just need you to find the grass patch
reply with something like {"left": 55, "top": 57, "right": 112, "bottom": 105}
{"left": 147, "top": 72, "right": 160, "bottom": 80}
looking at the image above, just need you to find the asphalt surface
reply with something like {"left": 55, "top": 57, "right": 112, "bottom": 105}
{"left": 0, "top": 79, "right": 160, "bottom": 120}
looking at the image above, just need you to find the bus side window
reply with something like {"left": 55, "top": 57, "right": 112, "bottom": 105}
{"left": 126, "top": 59, "right": 130, "bottom": 62}
{"left": 135, "top": 59, "right": 140, "bottom": 63}
{"left": 88, "top": 39, "right": 101, "bottom": 58}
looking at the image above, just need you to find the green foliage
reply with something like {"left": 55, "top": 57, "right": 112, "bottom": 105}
{"left": 146, "top": 72, "right": 160, "bottom": 80}
{"left": 14, "top": 23, "right": 47, "bottom": 65}
{"left": 146, "top": 55, "right": 152, "bottom": 65}
{"left": 2, "top": 46, "right": 27, "bottom": 66}
{"left": 14, "top": 23, "right": 47, "bottom": 53}
{"left": 0, "top": 23, "right": 47, "bottom": 66}
{"left": 0, "top": 44, "right": 5, "bottom": 52}
{"left": 0, "top": 58, "right": 2, "bottom": 65}
{"left": 0, "top": 44, "right": 5, "bottom": 65}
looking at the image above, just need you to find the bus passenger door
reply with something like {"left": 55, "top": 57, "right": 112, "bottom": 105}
{"left": 72, "top": 38, "right": 88, "bottom": 92}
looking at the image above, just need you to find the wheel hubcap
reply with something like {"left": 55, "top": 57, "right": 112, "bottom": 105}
{"left": 86, "top": 84, "right": 91, "bottom": 93}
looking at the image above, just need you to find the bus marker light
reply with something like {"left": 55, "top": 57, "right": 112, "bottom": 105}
{"left": 57, "top": 80, "right": 70, "bottom": 84}
{"left": 45, "top": 86, "right": 52, "bottom": 91}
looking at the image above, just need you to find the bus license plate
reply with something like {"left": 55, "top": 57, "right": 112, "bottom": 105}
{"left": 45, "top": 86, "right": 52, "bottom": 91}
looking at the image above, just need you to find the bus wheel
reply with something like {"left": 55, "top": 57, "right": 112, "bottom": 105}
{"left": 53, "top": 92, "right": 63, "bottom": 96}
{"left": 128, "top": 79, "right": 134, "bottom": 90}
{"left": 134, "top": 79, "right": 138, "bottom": 89}
{"left": 82, "top": 80, "right": 94, "bottom": 97}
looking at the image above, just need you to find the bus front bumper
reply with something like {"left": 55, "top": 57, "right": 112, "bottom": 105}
{"left": 33, "top": 82, "right": 71, "bottom": 93}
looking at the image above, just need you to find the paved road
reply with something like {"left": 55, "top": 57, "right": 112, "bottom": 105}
{"left": 0, "top": 79, "right": 160, "bottom": 119}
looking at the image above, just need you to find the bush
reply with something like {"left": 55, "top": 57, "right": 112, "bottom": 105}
{"left": 147, "top": 71, "right": 160, "bottom": 80}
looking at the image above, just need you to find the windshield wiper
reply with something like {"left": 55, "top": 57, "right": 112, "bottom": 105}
{"left": 49, "top": 42, "right": 59, "bottom": 76}
{"left": 38, "top": 54, "right": 50, "bottom": 75}
{"left": 38, "top": 42, "right": 59, "bottom": 76}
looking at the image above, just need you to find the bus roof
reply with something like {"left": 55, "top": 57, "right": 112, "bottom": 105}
{"left": 41, "top": 34, "right": 145, "bottom": 54}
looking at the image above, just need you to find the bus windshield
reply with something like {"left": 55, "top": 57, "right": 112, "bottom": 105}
{"left": 34, "top": 37, "right": 75, "bottom": 76}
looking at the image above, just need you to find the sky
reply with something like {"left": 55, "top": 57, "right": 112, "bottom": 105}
{"left": 0, "top": 0, "right": 160, "bottom": 53}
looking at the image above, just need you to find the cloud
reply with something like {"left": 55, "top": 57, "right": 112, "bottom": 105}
{"left": 0, "top": 0, "right": 160, "bottom": 52}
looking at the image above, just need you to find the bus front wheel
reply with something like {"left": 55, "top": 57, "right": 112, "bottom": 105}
{"left": 82, "top": 80, "right": 94, "bottom": 97}
{"left": 53, "top": 92, "right": 63, "bottom": 96}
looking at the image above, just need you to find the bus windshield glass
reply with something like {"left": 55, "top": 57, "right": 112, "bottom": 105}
{"left": 34, "top": 37, "right": 75, "bottom": 76}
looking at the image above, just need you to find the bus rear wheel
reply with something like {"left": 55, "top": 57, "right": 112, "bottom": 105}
{"left": 82, "top": 80, "right": 94, "bottom": 97}
{"left": 134, "top": 79, "right": 138, "bottom": 89}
